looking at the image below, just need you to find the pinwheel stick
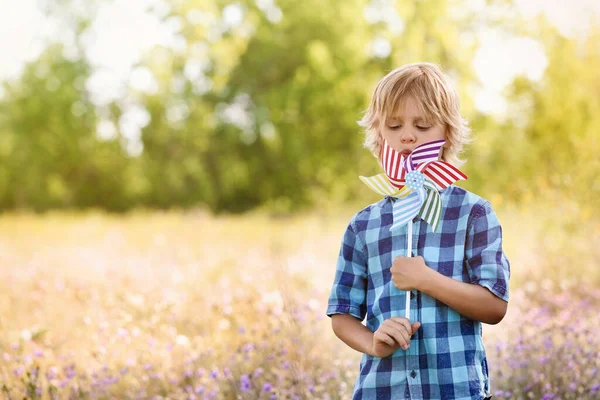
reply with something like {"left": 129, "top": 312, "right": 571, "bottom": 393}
{"left": 405, "top": 220, "right": 412, "bottom": 319}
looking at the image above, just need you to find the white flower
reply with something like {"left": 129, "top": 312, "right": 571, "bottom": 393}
{"left": 176, "top": 335, "right": 190, "bottom": 346}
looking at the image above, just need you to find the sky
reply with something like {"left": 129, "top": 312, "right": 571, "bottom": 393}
{"left": 0, "top": 0, "right": 598, "bottom": 117}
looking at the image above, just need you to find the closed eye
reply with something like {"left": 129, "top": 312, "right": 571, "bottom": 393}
{"left": 416, "top": 126, "right": 431, "bottom": 131}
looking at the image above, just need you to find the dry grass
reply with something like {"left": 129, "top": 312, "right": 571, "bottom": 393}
{"left": 0, "top": 204, "right": 598, "bottom": 399}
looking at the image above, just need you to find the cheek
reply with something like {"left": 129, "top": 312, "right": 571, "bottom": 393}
{"left": 381, "top": 128, "right": 398, "bottom": 144}
{"left": 425, "top": 127, "right": 445, "bottom": 142}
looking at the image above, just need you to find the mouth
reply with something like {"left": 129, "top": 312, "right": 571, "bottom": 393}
{"left": 399, "top": 150, "right": 412, "bottom": 157}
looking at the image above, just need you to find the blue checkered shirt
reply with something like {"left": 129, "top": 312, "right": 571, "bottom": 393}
{"left": 326, "top": 186, "right": 510, "bottom": 400}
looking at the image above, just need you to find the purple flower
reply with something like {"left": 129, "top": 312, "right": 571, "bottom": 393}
{"left": 542, "top": 394, "right": 556, "bottom": 400}
{"left": 262, "top": 383, "right": 273, "bottom": 393}
{"left": 46, "top": 367, "right": 58, "bottom": 380}
{"left": 65, "top": 367, "right": 76, "bottom": 379}
{"left": 240, "top": 374, "right": 251, "bottom": 392}
{"left": 569, "top": 382, "right": 577, "bottom": 391}
{"left": 195, "top": 385, "right": 204, "bottom": 394}
{"left": 252, "top": 368, "right": 264, "bottom": 378}
{"left": 13, "top": 366, "right": 24, "bottom": 377}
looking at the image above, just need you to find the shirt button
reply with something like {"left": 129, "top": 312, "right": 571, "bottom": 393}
{"left": 410, "top": 370, "right": 417, "bottom": 379}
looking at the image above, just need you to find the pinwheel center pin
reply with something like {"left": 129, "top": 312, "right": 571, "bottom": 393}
{"left": 406, "top": 170, "right": 425, "bottom": 191}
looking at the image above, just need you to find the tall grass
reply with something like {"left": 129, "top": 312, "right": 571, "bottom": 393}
{"left": 0, "top": 204, "right": 598, "bottom": 399}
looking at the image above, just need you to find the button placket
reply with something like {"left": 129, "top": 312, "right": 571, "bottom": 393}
{"left": 406, "top": 220, "right": 422, "bottom": 399}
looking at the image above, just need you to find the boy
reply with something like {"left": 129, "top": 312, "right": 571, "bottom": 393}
{"left": 326, "top": 62, "right": 510, "bottom": 400}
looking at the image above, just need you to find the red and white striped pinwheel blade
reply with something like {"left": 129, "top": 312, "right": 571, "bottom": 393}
{"left": 388, "top": 168, "right": 406, "bottom": 189}
{"left": 420, "top": 161, "right": 467, "bottom": 190}
{"left": 382, "top": 140, "right": 406, "bottom": 186}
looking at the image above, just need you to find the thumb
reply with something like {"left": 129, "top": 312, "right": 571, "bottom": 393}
{"left": 410, "top": 321, "right": 421, "bottom": 335}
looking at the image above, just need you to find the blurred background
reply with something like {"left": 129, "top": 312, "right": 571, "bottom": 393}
{"left": 1, "top": 0, "right": 599, "bottom": 399}
{"left": 1, "top": 0, "right": 598, "bottom": 214}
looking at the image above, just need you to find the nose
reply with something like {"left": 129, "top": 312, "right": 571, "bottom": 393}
{"left": 400, "top": 131, "right": 415, "bottom": 144}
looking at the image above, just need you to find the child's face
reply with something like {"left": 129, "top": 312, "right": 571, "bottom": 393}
{"left": 380, "top": 95, "right": 446, "bottom": 158}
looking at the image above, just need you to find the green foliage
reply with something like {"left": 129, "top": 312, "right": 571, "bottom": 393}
{"left": 0, "top": 44, "right": 130, "bottom": 211}
{"left": 0, "top": 1, "right": 598, "bottom": 214}
{"left": 467, "top": 22, "right": 600, "bottom": 215}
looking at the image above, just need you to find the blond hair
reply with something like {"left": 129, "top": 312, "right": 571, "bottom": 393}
{"left": 358, "top": 62, "right": 471, "bottom": 167}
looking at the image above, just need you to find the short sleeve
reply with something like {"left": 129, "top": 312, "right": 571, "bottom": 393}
{"left": 464, "top": 202, "right": 510, "bottom": 302}
{"left": 326, "top": 220, "right": 368, "bottom": 320}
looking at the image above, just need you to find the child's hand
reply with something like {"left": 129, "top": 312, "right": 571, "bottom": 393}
{"left": 390, "top": 256, "right": 430, "bottom": 291}
{"left": 371, "top": 317, "right": 421, "bottom": 358}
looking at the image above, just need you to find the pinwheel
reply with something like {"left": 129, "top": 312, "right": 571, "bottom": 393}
{"left": 359, "top": 139, "right": 467, "bottom": 318}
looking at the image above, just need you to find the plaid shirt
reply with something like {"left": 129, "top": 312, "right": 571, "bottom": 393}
{"left": 326, "top": 186, "right": 510, "bottom": 400}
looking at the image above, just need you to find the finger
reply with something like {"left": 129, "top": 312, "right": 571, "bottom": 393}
{"left": 390, "top": 317, "right": 413, "bottom": 336}
{"left": 382, "top": 321, "right": 411, "bottom": 348}
{"left": 373, "top": 329, "right": 396, "bottom": 347}
{"left": 411, "top": 321, "right": 421, "bottom": 335}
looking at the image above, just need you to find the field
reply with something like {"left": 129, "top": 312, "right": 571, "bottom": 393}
{"left": 1, "top": 204, "right": 599, "bottom": 399}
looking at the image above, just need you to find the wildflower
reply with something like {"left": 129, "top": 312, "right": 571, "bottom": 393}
{"left": 46, "top": 366, "right": 59, "bottom": 380}
{"left": 240, "top": 374, "right": 251, "bottom": 392}
{"left": 252, "top": 367, "right": 263, "bottom": 378}
{"left": 176, "top": 335, "right": 190, "bottom": 346}
{"left": 13, "top": 366, "right": 24, "bottom": 377}
{"left": 262, "top": 383, "right": 273, "bottom": 392}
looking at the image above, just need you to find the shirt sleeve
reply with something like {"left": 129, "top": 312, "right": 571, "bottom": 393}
{"left": 326, "top": 219, "right": 368, "bottom": 320}
{"left": 464, "top": 201, "right": 511, "bottom": 302}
